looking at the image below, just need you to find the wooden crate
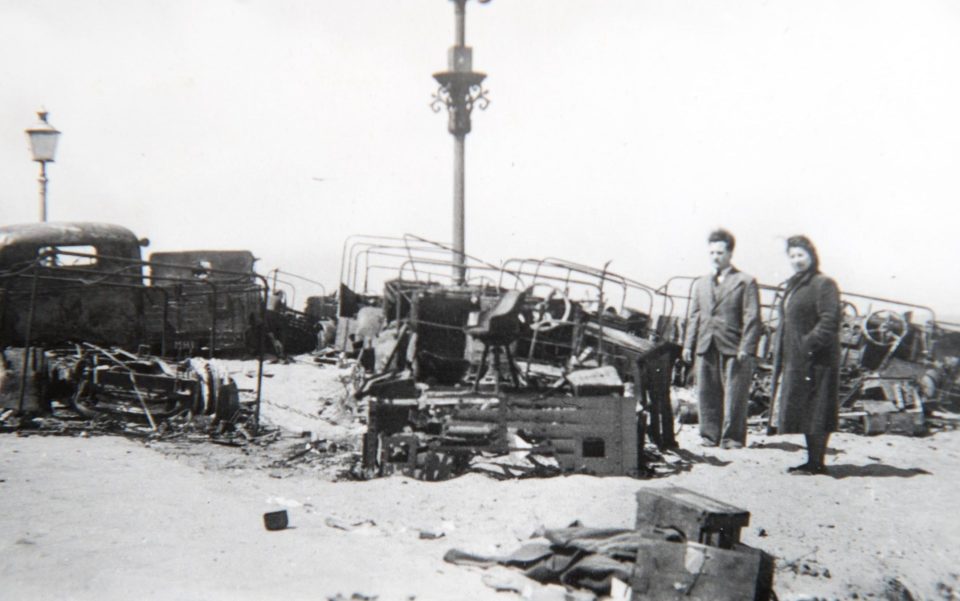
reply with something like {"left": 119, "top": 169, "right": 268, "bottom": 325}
{"left": 857, "top": 400, "right": 926, "bottom": 436}
{"left": 635, "top": 486, "right": 750, "bottom": 549}
{"left": 863, "top": 407, "right": 925, "bottom": 436}
{"left": 632, "top": 535, "right": 774, "bottom": 601}
{"left": 365, "top": 393, "right": 642, "bottom": 477}
{"left": 452, "top": 395, "right": 642, "bottom": 476}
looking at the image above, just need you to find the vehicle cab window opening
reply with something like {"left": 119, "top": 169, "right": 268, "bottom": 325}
{"left": 37, "top": 245, "right": 99, "bottom": 268}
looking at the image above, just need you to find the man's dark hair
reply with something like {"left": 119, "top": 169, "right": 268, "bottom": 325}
{"left": 708, "top": 228, "right": 735, "bottom": 251}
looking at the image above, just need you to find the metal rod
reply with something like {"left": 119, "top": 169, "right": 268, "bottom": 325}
{"left": 17, "top": 264, "right": 40, "bottom": 413}
{"left": 596, "top": 260, "right": 612, "bottom": 364}
{"left": 209, "top": 285, "right": 217, "bottom": 359}
{"left": 128, "top": 374, "right": 158, "bottom": 431}
{"left": 160, "top": 288, "right": 169, "bottom": 357}
{"left": 270, "top": 269, "right": 326, "bottom": 298}
{"left": 254, "top": 281, "right": 267, "bottom": 435}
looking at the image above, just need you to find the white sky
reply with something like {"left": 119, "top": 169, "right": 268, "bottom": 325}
{"left": 1, "top": 0, "right": 958, "bottom": 319}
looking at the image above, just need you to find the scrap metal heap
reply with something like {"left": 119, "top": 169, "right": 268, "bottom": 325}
{"left": 829, "top": 302, "right": 960, "bottom": 433}
{"left": 337, "top": 235, "right": 683, "bottom": 480}
{"left": 343, "top": 235, "right": 960, "bottom": 481}
{"left": 661, "top": 276, "right": 960, "bottom": 437}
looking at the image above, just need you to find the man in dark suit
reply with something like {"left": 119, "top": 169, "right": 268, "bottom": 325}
{"left": 682, "top": 229, "right": 761, "bottom": 448}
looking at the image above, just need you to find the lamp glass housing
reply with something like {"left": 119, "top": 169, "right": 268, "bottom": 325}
{"left": 26, "top": 114, "right": 61, "bottom": 162}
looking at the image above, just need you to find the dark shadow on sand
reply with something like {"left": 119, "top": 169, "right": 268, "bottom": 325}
{"left": 646, "top": 447, "right": 732, "bottom": 478}
{"left": 749, "top": 441, "right": 843, "bottom": 456}
{"left": 826, "top": 463, "right": 931, "bottom": 479}
{"left": 669, "top": 448, "right": 732, "bottom": 467}
{"left": 750, "top": 441, "right": 805, "bottom": 452}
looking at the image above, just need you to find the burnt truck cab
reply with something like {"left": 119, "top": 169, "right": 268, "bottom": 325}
{"left": 0, "top": 223, "right": 276, "bottom": 358}
{"left": 0, "top": 222, "right": 148, "bottom": 349}
{"left": 146, "top": 250, "right": 263, "bottom": 357}
{"left": 147, "top": 250, "right": 321, "bottom": 357}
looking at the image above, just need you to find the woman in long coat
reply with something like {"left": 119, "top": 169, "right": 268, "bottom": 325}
{"left": 771, "top": 235, "right": 841, "bottom": 474}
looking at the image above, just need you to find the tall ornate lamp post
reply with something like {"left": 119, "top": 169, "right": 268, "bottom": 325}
{"left": 25, "top": 110, "right": 62, "bottom": 222}
{"left": 431, "top": 0, "right": 490, "bottom": 285}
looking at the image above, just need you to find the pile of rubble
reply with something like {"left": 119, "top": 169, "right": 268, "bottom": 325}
{"left": 445, "top": 486, "right": 776, "bottom": 601}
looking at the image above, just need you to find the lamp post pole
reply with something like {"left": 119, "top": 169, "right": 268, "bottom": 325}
{"left": 25, "top": 110, "right": 61, "bottom": 223}
{"left": 451, "top": 1, "right": 467, "bottom": 285}
{"left": 432, "top": 0, "right": 490, "bottom": 285}
{"left": 38, "top": 161, "right": 49, "bottom": 222}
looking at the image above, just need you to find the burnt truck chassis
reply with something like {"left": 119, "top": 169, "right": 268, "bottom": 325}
{"left": 0, "top": 248, "right": 269, "bottom": 428}
{"left": 0, "top": 224, "right": 283, "bottom": 427}
{"left": 36, "top": 343, "right": 240, "bottom": 428}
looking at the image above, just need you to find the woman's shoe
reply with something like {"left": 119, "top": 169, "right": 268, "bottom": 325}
{"left": 787, "top": 462, "right": 827, "bottom": 475}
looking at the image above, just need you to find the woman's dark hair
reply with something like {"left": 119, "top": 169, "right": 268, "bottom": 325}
{"left": 786, "top": 235, "right": 820, "bottom": 272}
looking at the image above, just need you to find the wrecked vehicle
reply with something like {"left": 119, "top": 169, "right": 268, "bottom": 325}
{"left": 0, "top": 341, "right": 243, "bottom": 431}
{"left": 0, "top": 222, "right": 269, "bottom": 357}
{"left": 0, "top": 222, "right": 149, "bottom": 350}
{"left": 0, "top": 222, "right": 330, "bottom": 430}
{"left": 148, "top": 251, "right": 323, "bottom": 357}
{"left": 265, "top": 268, "right": 334, "bottom": 356}
{"left": 0, "top": 222, "right": 323, "bottom": 360}
{"left": 146, "top": 249, "right": 265, "bottom": 357}
{"left": 337, "top": 235, "right": 685, "bottom": 480}
{"left": 824, "top": 293, "right": 960, "bottom": 435}
{"left": 0, "top": 223, "right": 268, "bottom": 425}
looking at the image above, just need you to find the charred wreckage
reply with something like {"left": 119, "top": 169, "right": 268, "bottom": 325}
{"left": 337, "top": 234, "right": 960, "bottom": 480}
{"left": 2, "top": 223, "right": 959, "bottom": 478}
{"left": 0, "top": 222, "right": 331, "bottom": 433}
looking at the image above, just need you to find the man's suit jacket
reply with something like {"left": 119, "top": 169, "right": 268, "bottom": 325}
{"left": 683, "top": 267, "right": 761, "bottom": 357}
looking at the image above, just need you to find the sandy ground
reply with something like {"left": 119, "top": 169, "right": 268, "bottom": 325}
{"left": 2, "top": 358, "right": 959, "bottom": 601}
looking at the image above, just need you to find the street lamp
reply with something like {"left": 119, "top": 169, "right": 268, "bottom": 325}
{"left": 431, "top": 0, "right": 490, "bottom": 285}
{"left": 25, "top": 110, "right": 61, "bottom": 222}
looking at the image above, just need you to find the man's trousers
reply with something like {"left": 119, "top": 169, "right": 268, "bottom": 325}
{"left": 696, "top": 345, "right": 755, "bottom": 445}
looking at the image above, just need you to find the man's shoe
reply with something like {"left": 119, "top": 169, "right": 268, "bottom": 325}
{"left": 721, "top": 440, "right": 744, "bottom": 449}
{"left": 699, "top": 439, "right": 718, "bottom": 448}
